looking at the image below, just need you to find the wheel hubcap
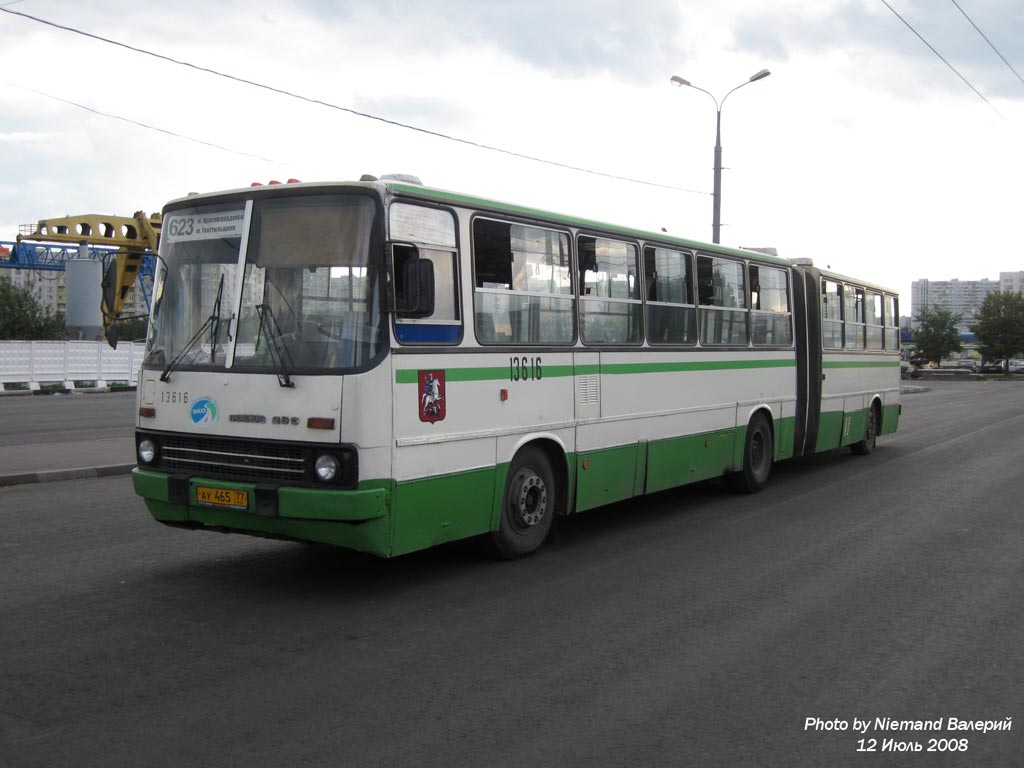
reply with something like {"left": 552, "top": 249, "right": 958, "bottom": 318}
{"left": 514, "top": 473, "right": 547, "bottom": 528}
{"left": 752, "top": 435, "right": 764, "bottom": 468}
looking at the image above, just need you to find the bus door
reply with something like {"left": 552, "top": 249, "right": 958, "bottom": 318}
{"left": 792, "top": 265, "right": 822, "bottom": 457}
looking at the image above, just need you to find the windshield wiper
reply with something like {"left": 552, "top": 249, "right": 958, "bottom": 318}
{"left": 160, "top": 275, "right": 224, "bottom": 383}
{"left": 255, "top": 303, "right": 296, "bottom": 388}
{"left": 209, "top": 276, "right": 225, "bottom": 365}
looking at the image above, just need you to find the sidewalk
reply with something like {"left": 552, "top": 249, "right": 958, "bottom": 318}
{"left": 0, "top": 437, "right": 136, "bottom": 487}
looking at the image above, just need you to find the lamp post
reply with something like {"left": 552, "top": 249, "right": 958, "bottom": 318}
{"left": 670, "top": 69, "right": 771, "bottom": 244}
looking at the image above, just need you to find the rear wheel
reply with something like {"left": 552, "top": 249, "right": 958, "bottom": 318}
{"left": 727, "top": 413, "right": 773, "bottom": 493}
{"left": 488, "top": 447, "right": 556, "bottom": 559}
{"left": 850, "top": 403, "right": 879, "bottom": 455}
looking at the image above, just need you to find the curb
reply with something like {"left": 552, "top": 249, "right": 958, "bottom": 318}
{"left": 0, "top": 387, "right": 137, "bottom": 397}
{"left": 900, "top": 385, "right": 929, "bottom": 394}
{"left": 0, "top": 463, "right": 135, "bottom": 488}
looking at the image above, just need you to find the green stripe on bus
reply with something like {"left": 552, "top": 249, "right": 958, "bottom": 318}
{"left": 823, "top": 360, "right": 900, "bottom": 369}
{"left": 395, "top": 358, "right": 794, "bottom": 383}
{"left": 600, "top": 359, "right": 795, "bottom": 374}
{"left": 395, "top": 365, "right": 574, "bottom": 384}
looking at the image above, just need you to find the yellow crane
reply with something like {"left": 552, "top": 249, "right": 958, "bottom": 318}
{"left": 17, "top": 211, "right": 161, "bottom": 346}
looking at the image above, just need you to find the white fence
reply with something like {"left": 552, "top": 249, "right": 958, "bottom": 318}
{"left": 0, "top": 341, "right": 145, "bottom": 389}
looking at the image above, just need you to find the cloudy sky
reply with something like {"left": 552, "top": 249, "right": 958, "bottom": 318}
{"left": 2, "top": 0, "right": 1023, "bottom": 309}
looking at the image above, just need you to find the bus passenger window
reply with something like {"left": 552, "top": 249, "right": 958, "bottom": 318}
{"left": 579, "top": 235, "right": 641, "bottom": 344}
{"left": 644, "top": 246, "right": 695, "bottom": 345}
{"left": 866, "top": 292, "right": 884, "bottom": 350}
{"left": 883, "top": 295, "right": 899, "bottom": 350}
{"left": 844, "top": 285, "right": 865, "bottom": 349}
{"left": 822, "top": 280, "right": 843, "bottom": 349}
{"left": 750, "top": 265, "right": 792, "bottom": 346}
{"left": 472, "top": 218, "right": 573, "bottom": 344}
{"left": 697, "top": 255, "right": 747, "bottom": 345}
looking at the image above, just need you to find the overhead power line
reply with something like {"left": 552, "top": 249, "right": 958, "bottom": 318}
{"left": 3, "top": 82, "right": 281, "bottom": 163}
{"left": 879, "top": 0, "right": 1003, "bottom": 118}
{"left": 949, "top": 0, "right": 1024, "bottom": 90}
{"left": 0, "top": 6, "right": 708, "bottom": 195}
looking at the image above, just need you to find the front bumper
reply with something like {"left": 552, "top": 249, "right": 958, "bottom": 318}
{"left": 132, "top": 469, "right": 393, "bottom": 556}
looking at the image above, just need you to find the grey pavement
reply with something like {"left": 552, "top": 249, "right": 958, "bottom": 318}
{"left": 0, "top": 436, "right": 135, "bottom": 487}
{"left": 4, "top": 380, "right": 1022, "bottom": 767}
{"left": 0, "top": 389, "right": 136, "bottom": 487}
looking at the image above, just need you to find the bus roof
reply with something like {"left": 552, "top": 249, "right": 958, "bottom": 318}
{"left": 383, "top": 180, "right": 793, "bottom": 267}
{"left": 164, "top": 178, "right": 897, "bottom": 292}
{"left": 814, "top": 266, "right": 899, "bottom": 297}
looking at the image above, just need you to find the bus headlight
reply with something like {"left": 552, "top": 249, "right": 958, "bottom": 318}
{"left": 138, "top": 438, "right": 157, "bottom": 464}
{"left": 314, "top": 454, "right": 339, "bottom": 482}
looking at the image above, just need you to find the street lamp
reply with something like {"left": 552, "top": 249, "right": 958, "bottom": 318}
{"left": 670, "top": 69, "right": 771, "bottom": 244}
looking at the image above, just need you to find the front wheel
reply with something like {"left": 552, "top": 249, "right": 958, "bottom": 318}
{"left": 850, "top": 404, "right": 879, "bottom": 455}
{"left": 488, "top": 447, "right": 557, "bottom": 559}
{"left": 726, "top": 414, "right": 773, "bottom": 494}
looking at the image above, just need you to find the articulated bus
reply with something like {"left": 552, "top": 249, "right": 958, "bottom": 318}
{"left": 131, "top": 177, "right": 901, "bottom": 558}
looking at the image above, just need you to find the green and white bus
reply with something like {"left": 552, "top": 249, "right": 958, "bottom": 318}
{"left": 132, "top": 177, "right": 901, "bottom": 558}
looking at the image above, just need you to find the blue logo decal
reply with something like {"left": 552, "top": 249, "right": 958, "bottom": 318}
{"left": 190, "top": 396, "right": 218, "bottom": 426}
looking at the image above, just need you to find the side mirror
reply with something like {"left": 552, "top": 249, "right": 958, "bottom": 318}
{"left": 101, "top": 258, "right": 118, "bottom": 318}
{"left": 106, "top": 320, "right": 119, "bottom": 350}
{"left": 101, "top": 258, "right": 120, "bottom": 349}
{"left": 394, "top": 245, "right": 435, "bottom": 318}
{"left": 414, "top": 259, "right": 435, "bottom": 317}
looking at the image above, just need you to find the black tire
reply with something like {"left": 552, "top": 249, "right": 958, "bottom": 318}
{"left": 850, "top": 403, "right": 879, "bottom": 455}
{"left": 488, "top": 446, "right": 556, "bottom": 559}
{"left": 726, "top": 413, "right": 773, "bottom": 494}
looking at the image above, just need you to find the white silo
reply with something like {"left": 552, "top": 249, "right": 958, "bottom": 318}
{"left": 65, "top": 253, "right": 104, "bottom": 340}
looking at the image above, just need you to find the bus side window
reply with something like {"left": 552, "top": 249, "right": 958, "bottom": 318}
{"left": 644, "top": 245, "right": 696, "bottom": 345}
{"left": 866, "top": 292, "right": 884, "bottom": 350}
{"left": 844, "top": 285, "right": 865, "bottom": 349}
{"left": 393, "top": 244, "right": 462, "bottom": 344}
{"left": 822, "top": 279, "right": 843, "bottom": 349}
{"left": 883, "top": 294, "right": 899, "bottom": 350}
{"left": 578, "top": 235, "right": 641, "bottom": 344}
{"left": 697, "top": 254, "right": 747, "bottom": 345}
{"left": 750, "top": 265, "right": 792, "bottom": 346}
{"left": 472, "top": 217, "right": 573, "bottom": 345}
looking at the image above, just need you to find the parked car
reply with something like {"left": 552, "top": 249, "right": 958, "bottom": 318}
{"left": 951, "top": 360, "right": 978, "bottom": 373}
{"left": 981, "top": 360, "right": 1006, "bottom": 374}
{"left": 1013, "top": 362, "right": 1024, "bottom": 374}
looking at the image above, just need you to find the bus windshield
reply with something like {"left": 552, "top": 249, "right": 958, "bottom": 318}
{"left": 145, "top": 194, "right": 384, "bottom": 374}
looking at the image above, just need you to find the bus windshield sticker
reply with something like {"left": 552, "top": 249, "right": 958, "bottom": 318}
{"left": 164, "top": 210, "right": 246, "bottom": 243}
{"left": 418, "top": 370, "right": 446, "bottom": 423}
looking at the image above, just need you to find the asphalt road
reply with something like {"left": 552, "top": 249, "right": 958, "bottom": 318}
{"left": 1, "top": 381, "right": 1022, "bottom": 767}
{"left": 0, "top": 390, "right": 135, "bottom": 446}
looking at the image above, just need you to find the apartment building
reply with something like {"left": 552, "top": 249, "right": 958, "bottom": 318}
{"left": 911, "top": 277, "right": 1002, "bottom": 333}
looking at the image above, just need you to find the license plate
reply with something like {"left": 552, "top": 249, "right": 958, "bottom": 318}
{"left": 196, "top": 486, "right": 249, "bottom": 509}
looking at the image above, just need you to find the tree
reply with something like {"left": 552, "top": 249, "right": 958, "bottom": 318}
{"left": 971, "top": 291, "right": 1024, "bottom": 373}
{"left": 913, "top": 306, "right": 961, "bottom": 366}
{"left": 0, "top": 278, "right": 65, "bottom": 340}
{"left": 116, "top": 316, "right": 150, "bottom": 342}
